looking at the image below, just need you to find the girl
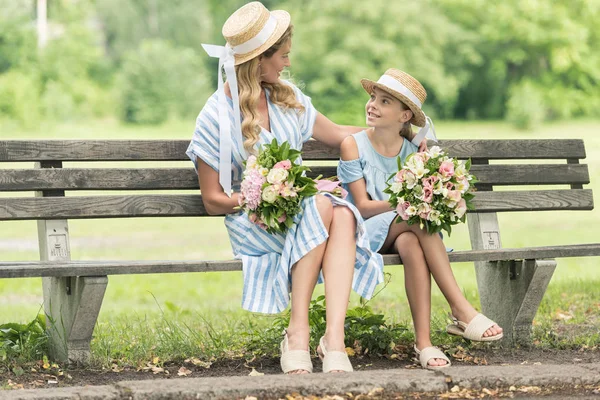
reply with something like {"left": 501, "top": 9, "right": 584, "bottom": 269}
{"left": 337, "top": 69, "right": 503, "bottom": 369}
{"left": 187, "top": 2, "right": 397, "bottom": 374}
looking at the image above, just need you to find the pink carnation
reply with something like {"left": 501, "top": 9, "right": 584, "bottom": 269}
{"left": 455, "top": 198, "right": 467, "bottom": 218}
{"left": 439, "top": 160, "right": 455, "bottom": 179}
{"left": 396, "top": 201, "right": 411, "bottom": 221}
{"left": 273, "top": 160, "right": 292, "bottom": 170}
{"left": 422, "top": 187, "right": 433, "bottom": 203}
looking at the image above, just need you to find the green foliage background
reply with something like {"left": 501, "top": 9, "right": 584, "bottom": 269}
{"left": 1, "top": 0, "right": 599, "bottom": 128}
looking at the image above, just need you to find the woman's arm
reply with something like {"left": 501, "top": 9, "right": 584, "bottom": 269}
{"left": 312, "top": 112, "right": 363, "bottom": 148}
{"left": 197, "top": 157, "right": 240, "bottom": 215}
{"left": 312, "top": 111, "right": 428, "bottom": 151}
{"left": 340, "top": 137, "right": 393, "bottom": 219}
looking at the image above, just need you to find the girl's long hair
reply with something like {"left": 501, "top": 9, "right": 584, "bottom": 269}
{"left": 235, "top": 26, "right": 304, "bottom": 154}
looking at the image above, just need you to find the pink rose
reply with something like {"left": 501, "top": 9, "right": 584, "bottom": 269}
{"left": 439, "top": 160, "right": 455, "bottom": 179}
{"left": 277, "top": 213, "right": 287, "bottom": 223}
{"left": 447, "top": 190, "right": 462, "bottom": 203}
{"left": 455, "top": 199, "right": 467, "bottom": 218}
{"left": 422, "top": 187, "right": 433, "bottom": 203}
{"left": 396, "top": 201, "right": 411, "bottom": 221}
{"left": 273, "top": 160, "right": 292, "bottom": 170}
{"left": 445, "top": 181, "right": 454, "bottom": 191}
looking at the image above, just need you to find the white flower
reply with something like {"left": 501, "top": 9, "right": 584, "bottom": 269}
{"left": 454, "top": 162, "right": 467, "bottom": 178}
{"left": 261, "top": 185, "right": 279, "bottom": 203}
{"left": 390, "top": 182, "right": 403, "bottom": 194}
{"left": 405, "top": 171, "right": 418, "bottom": 189}
{"left": 406, "top": 205, "right": 417, "bottom": 216}
{"left": 267, "top": 167, "right": 289, "bottom": 184}
{"left": 246, "top": 155, "right": 258, "bottom": 170}
{"left": 432, "top": 180, "right": 444, "bottom": 195}
{"left": 455, "top": 179, "right": 470, "bottom": 193}
{"left": 428, "top": 210, "right": 441, "bottom": 224}
{"left": 428, "top": 146, "right": 443, "bottom": 158}
{"left": 259, "top": 167, "right": 269, "bottom": 177}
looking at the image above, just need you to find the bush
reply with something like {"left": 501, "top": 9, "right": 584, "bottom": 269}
{"left": 506, "top": 80, "right": 546, "bottom": 130}
{"left": 0, "top": 71, "right": 41, "bottom": 128}
{"left": 118, "top": 39, "right": 211, "bottom": 124}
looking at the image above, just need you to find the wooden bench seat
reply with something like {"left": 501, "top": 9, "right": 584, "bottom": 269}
{"left": 1, "top": 138, "right": 599, "bottom": 363}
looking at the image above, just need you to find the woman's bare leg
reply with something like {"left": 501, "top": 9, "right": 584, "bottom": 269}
{"left": 286, "top": 195, "right": 332, "bottom": 373}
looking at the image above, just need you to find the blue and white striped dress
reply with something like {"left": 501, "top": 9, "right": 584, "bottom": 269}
{"left": 186, "top": 82, "right": 384, "bottom": 314}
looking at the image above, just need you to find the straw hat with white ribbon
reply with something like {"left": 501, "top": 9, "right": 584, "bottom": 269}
{"left": 222, "top": 2, "right": 290, "bottom": 65}
{"left": 361, "top": 68, "right": 438, "bottom": 145}
{"left": 201, "top": 2, "right": 291, "bottom": 196}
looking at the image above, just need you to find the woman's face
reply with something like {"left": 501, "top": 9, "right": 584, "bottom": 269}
{"left": 259, "top": 40, "right": 292, "bottom": 83}
{"left": 365, "top": 87, "right": 412, "bottom": 129}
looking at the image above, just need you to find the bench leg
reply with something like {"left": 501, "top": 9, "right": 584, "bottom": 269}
{"left": 37, "top": 218, "right": 108, "bottom": 364}
{"left": 43, "top": 276, "right": 108, "bottom": 364}
{"left": 475, "top": 259, "right": 556, "bottom": 345}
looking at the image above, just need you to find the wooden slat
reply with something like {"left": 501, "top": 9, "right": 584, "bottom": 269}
{"left": 0, "top": 164, "right": 590, "bottom": 192}
{"left": 0, "top": 190, "right": 593, "bottom": 220}
{"left": 0, "top": 139, "right": 586, "bottom": 162}
{"left": 2, "top": 243, "right": 599, "bottom": 278}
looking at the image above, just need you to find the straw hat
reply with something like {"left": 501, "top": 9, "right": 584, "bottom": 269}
{"left": 222, "top": 2, "right": 291, "bottom": 65}
{"left": 361, "top": 69, "right": 428, "bottom": 127}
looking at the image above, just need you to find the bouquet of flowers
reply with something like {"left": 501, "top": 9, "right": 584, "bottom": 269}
{"left": 238, "top": 139, "right": 318, "bottom": 234}
{"left": 384, "top": 146, "right": 477, "bottom": 235}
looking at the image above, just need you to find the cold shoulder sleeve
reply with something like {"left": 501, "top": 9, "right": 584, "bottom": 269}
{"left": 337, "top": 158, "right": 364, "bottom": 184}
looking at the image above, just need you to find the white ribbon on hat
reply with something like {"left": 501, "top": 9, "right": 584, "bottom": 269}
{"left": 376, "top": 74, "right": 438, "bottom": 147}
{"left": 201, "top": 15, "right": 278, "bottom": 196}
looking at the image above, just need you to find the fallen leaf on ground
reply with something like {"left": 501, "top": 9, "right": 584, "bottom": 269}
{"left": 248, "top": 368, "right": 264, "bottom": 376}
{"left": 177, "top": 367, "right": 192, "bottom": 376}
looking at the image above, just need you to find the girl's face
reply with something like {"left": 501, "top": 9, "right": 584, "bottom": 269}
{"left": 365, "top": 87, "right": 412, "bottom": 129}
{"left": 259, "top": 40, "right": 292, "bottom": 83}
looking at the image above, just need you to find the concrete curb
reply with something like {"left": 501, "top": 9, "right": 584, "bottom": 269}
{"left": 3, "top": 363, "right": 600, "bottom": 400}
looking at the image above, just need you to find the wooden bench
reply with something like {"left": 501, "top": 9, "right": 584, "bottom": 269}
{"left": 1, "top": 139, "right": 599, "bottom": 364}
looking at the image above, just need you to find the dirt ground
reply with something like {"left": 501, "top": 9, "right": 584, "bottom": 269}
{"left": 1, "top": 346, "right": 599, "bottom": 391}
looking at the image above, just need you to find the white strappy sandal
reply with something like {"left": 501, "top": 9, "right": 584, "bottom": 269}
{"left": 414, "top": 345, "right": 451, "bottom": 369}
{"left": 280, "top": 330, "right": 313, "bottom": 374}
{"left": 316, "top": 336, "right": 353, "bottom": 373}
{"left": 446, "top": 313, "right": 503, "bottom": 342}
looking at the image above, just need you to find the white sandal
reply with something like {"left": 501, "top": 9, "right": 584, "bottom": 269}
{"left": 317, "top": 336, "right": 353, "bottom": 373}
{"left": 414, "top": 345, "right": 451, "bottom": 369}
{"left": 446, "top": 313, "right": 503, "bottom": 342}
{"left": 280, "top": 329, "right": 313, "bottom": 374}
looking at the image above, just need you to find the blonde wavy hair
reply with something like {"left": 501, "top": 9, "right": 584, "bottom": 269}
{"left": 235, "top": 26, "right": 304, "bottom": 153}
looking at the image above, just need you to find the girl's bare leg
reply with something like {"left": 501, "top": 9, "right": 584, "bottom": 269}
{"left": 395, "top": 232, "right": 447, "bottom": 367}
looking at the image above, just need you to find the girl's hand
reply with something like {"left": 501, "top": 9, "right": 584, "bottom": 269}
{"left": 418, "top": 139, "right": 428, "bottom": 153}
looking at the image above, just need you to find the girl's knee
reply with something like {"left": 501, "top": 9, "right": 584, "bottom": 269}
{"left": 395, "top": 231, "right": 420, "bottom": 256}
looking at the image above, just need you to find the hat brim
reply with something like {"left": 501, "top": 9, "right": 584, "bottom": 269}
{"left": 233, "top": 10, "right": 291, "bottom": 66}
{"left": 361, "top": 78, "right": 426, "bottom": 127}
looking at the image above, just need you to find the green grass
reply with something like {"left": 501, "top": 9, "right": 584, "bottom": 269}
{"left": 1, "top": 118, "right": 599, "bottom": 366}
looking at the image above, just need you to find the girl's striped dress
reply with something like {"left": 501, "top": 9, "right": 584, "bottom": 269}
{"left": 186, "top": 82, "right": 384, "bottom": 314}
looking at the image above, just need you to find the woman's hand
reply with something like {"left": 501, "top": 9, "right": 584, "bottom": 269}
{"left": 418, "top": 139, "right": 428, "bottom": 153}
{"left": 197, "top": 157, "right": 241, "bottom": 215}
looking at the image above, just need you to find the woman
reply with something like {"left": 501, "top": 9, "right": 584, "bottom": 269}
{"left": 186, "top": 1, "right": 395, "bottom": 374}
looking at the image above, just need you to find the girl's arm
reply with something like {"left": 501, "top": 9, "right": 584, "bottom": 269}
{"left": 197, "top": 157, "right": 241, "bottom": 215}
{"left": 340, "top": 137, "right": 393, "bottom": 219}
{"left": 312, "top": 112, "right": 427, "bottom": 151}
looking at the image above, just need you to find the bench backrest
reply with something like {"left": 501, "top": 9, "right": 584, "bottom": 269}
{"left": 0, "top": 139, "right": 593, "bottom": 221}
